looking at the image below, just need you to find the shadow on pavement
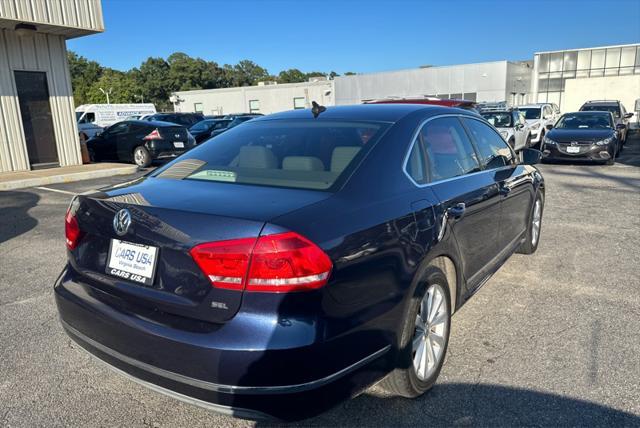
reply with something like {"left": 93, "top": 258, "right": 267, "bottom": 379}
{"left": 271, "top": 383, "right": 640, "bottom": 427}
{"left": 0, "top": 190, "right": 40, "bottom": 243}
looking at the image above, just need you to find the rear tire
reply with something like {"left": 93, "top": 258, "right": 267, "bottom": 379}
{"left": 517, "top": 191, "right": 544, "bottom": 254}
{"left": 133, "top": 146, "right": 152, "bottom": 168}
{"left": 380, "top": 266, "right": 451, "bottom": 398}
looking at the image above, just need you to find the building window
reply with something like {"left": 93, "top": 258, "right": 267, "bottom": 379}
{"left": 194, "top": 103, "right": 203, "bottom": 113}
{"left": 293, "top": 97, "right": 306, "bottom": 109}
{"left": 463, "top": 92, "right": 477, "bottom": 102}
{"left": 249, "top": 100, "right": 260, "bottom": 113}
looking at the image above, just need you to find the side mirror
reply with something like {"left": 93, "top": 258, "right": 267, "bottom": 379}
{"left": 545, "top": 124, "right": 554, "bottom": 130}
{"left": 616, "top": 123, "right": 626, "bottom": 130}
{"left": 624, "top": 112, "right": 634, "bottom": 119}
{"left": 521, "top": 148, "right": 542, "bottom": 165}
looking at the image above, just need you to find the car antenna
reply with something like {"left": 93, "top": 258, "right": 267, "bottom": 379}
{"left": 311, "top": 101, "right": 326, "bottom": 118}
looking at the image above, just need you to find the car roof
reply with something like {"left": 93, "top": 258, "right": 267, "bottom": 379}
{"left": 126, "top": 119, "right": 184, "bottom": 127}
{"left": 582, "top": 100, "right": 620, "bottom": 106}
{"left": 251, "top": 104, "right": 470, "bottom": 123}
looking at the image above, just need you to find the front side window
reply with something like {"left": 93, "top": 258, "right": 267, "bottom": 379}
{"left": 155, "top": 120, "right": 389, "bottom": 190}
{"left": 462, "top": 118, "right": 515, "bottom": 170}
{"left": 415, "top": 117, "right": 481, "bottom": 182}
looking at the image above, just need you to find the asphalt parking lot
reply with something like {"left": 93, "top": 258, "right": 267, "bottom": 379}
{"left": 1, "top": 136, "right": 639, "bottom": 427}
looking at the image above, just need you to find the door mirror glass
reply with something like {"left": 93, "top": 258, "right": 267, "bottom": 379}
{"left": 521, "top": 148, "right": 542, "bottom": 165}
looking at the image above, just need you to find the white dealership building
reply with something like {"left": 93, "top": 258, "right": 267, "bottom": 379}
{"left": 173, "top": 43, "right": 640, "bottom": 121}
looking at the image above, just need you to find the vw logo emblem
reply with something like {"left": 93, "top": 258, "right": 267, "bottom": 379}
{"left": 175, "top": 134, "right": 180, "bottom": 138}
{"left": 113, "top": 209, "right": 132, "bottom": 236}
{"left": 570, "top": 141, "right": 579, "bottom": 146}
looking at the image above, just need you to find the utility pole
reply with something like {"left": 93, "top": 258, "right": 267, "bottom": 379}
{"left": 99, "top": 87, "right": 112, "bottom": 104}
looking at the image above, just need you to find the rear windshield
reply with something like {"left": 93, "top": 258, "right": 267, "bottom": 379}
{"left": 519, "top": 108, "right": 541, "bottom": 120}
{"left": 481, "top": 112, "right": 513, "bottom": 127}
{"left": 580, "top": 105, "right": 620, "bottom": 118}
{"left": 555, "top": 113, "right": 612, "bottom": 129}
{"left": 153, "top": 119, "right": 389, "bottom": 190}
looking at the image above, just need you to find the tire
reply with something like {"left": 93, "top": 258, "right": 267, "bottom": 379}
{"left": 525, "top": 134, "right": 532, "bottom": 148}
{"left": 517, "top": 191, "right": 544, "bottom": 254}
{"left": 606, "top": 156, "right": 615, "bottom": 165}
{"left": 380, "top": 266, "right": 451, "bottom": 397}
{"left": 133, "top": 146, "right": 152, "bottom": 168}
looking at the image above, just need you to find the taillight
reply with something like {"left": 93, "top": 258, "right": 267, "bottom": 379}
{"left": 189, "top": 232, "right": 332, "bottom": 293}
{"left": 143, "top": 129, "right": 162, "bottom": 140}
{"left": 65, "top": 209, "right": 82, "bottom": 250}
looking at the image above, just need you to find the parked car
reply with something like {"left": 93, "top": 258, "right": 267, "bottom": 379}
{"left": 480, "top": 108, "right": 532, "bottom": 152}
{"left": 208, "top": 114, "right": 261, "bottom": 138}
{"left": 518, "top": 103, "right": 559, "bottom": 149}
{"left": 579, "top": 100, "right": 633, "bottom": 144}
{"left": 142, "top": 112, "right": 205, "bottom": 128}
{"left": 541, "top": 111, "right": 622, "bottom": 165}
{"left": 57, "top": 104, "right": 545, "bottom": 421}
{"left": 76, "top": 103, "right": 157, "bottom": 140}
{"left": 86, "top": 120, "right": 196, "bottom": 167}
{"left": 365, "top": 97, "right": 478, "bottom": 111}
{"left": 188, "top": 119, "right": 232, "bottom": 144}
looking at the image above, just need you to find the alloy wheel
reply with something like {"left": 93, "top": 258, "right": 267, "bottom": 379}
{"left": 531, "top": 199, "right": 542, "bottom": 245}
{"left": 412, "top": 283, "right": 449, "bottom": 381}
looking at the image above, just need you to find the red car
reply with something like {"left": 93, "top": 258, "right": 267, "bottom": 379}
{"left": 365, "top": 97, "right": 478, "bottom": 111}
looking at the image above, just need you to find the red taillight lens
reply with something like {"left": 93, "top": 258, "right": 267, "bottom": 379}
{"left": 65, "top": 210, "right": 82, "bottom": 250}
{"left": 143, "top": 129, "right": 162, "bottom": 140}
{"left": 189, "top": 238, "right": 255, "bottom": 290}
{"left": 189, "top": 232, "right": 332, "bottom": 293}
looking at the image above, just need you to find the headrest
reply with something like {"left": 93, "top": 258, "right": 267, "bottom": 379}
{"left": 282, "top": 156, "right": 325, "bottom": 171}
{"left": 237, "top": 146, "right": 278, "bottom": 169}
{"left": 331, "top": 146, "right": 361, "bottom": 173}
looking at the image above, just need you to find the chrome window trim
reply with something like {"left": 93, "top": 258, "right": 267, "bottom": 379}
{"left": 402, "top": 113, "right": 509, "bottom": 188}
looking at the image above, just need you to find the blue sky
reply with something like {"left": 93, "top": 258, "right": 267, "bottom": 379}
{"left": 69, "top": 0, "right": 640, "bottom": 74}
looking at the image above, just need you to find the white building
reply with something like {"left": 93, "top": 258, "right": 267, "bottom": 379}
{"left": 334, "top": 61, "right": 532, "bottom": 106}
{"left": 0, "top": 0, "right": 104, "bottom": 173}
{"left": 172, "top": 79, "right": 335, "bottom": 116}
{"left": 532, "top": 43, "right": 640, "bottom": 113}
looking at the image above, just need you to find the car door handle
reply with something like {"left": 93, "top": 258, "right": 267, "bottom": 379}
{"left": 447, "top": 203, "right": 466, "bottom": 219}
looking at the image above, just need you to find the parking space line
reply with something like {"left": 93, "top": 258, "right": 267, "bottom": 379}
{"left": 33, "top": 186, "right": 76, "bottom": 196}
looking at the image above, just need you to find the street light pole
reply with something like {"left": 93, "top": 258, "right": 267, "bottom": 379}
{"left": 99, "top": 87, "right": 112, "bottom": 104}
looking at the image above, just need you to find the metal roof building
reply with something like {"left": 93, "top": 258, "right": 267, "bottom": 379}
{"left": 0, "top": 0, "right": 104, "bottom": 173}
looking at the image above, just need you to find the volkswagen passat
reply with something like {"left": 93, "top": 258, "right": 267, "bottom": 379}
{"left": 56, "top": 104, "right": 545, "bottom": 420}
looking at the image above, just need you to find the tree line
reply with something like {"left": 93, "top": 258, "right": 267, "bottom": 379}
{"left": 68, "top": 51, "right": 355, "bottom": 111}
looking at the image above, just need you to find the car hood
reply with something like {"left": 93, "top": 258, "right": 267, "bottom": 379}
{"left": 547, "top": 129, "right": 614, "bottom": 143}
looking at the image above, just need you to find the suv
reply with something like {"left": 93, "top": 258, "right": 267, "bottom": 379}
{"left": 579, "top": 100, "right": 633, "bottom": 145}
{"left": 518, "top": 104, "right": 559, "bottom": 149}
{"left": 479, "top": 108, "right": 532, "bottom": 152}
{"left": 142, "top": 112, "right": 205, "bottom": 128}
{"left": 209, "top": 114, "right": 262, "bottom": 138}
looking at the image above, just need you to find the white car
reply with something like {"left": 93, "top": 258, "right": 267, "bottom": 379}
{"left": 518, "top": 104, "right": 558, "bottom": 148}
{"left": 480, "top": 109, "right": 532, "bottom": 152}
{"left": 75, "top": 104, "right": 157, "bottom": 140}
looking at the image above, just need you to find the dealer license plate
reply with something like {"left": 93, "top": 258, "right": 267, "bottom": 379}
{"left": 566, "top": 146, "right": 580, "bottom": 153}
{"left": 173, "top": 142, "right": 184, "bottom": 148}
{"left": 106, "top": 239, "right": 158, "bottom": 286}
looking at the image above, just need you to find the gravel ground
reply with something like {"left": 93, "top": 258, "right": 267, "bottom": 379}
{"left": 1, "top": 138, "right": 639, "bottom": 427}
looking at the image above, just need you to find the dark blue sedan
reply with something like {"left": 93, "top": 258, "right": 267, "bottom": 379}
{"left": 56, "top": 104, "right": 545, "bottom": 420}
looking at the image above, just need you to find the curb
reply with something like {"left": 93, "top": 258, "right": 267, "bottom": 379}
{"left": 0, "top": 165, "right": 139, "bottom": 191}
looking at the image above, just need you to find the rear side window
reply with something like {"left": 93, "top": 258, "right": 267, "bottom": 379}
{"left": 155, "top": 120, "right": 389, "bottom": 190}
{"left": 462, "top": 118, "right": 515, "bottom": 169}
{"left": 408, "top": 117, "right": 481, "bottom": 183}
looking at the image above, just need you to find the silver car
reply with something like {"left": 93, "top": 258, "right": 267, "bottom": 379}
{"left": 518, "top": 104, "right": 558, "bottom": 148}
{"left": 480, "top": 109, "right": 532, "bottom": 152}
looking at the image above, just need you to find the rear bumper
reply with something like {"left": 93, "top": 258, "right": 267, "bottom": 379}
{"left": 54, "top": 267, "right": 391, "bottom": 420}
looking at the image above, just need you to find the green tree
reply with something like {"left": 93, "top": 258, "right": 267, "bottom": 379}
{"left": 231, "top": 60, "right": 270, "bottom": 86}
{"left": 277, "top": 68, "right": 306, "bottom": 83}
{"left": 167, "top": 52, "right": 226, "bottom": 91}
{"left": 136, "top": 57, "right": 172, "bottom": 110}
{"left": 67, "top": 51, "right": 103, "bottom": 105}
{"left": 344, "top": 71, "right": 356, "bottom": 76}
{"left": 85, "top": 70, "right": 140, "bottom": 104}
